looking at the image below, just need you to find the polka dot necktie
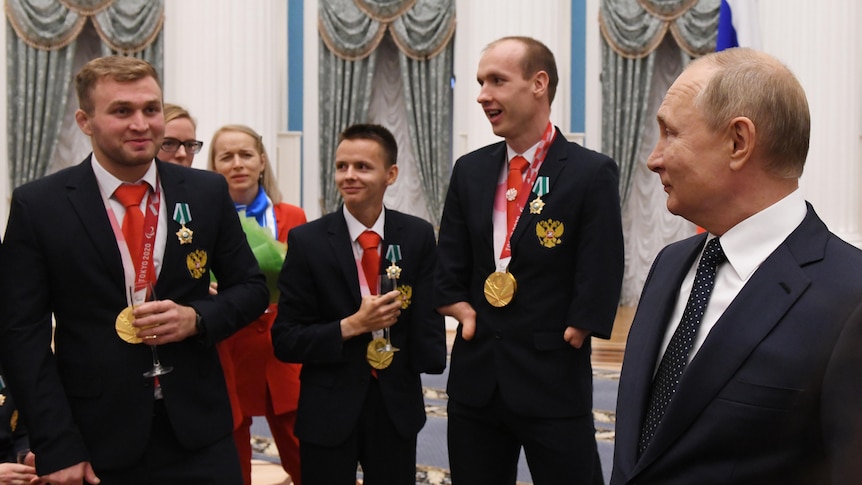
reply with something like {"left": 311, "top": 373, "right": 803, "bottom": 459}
{"left": 638, "top": 237, "right": 726, "bottom": 456}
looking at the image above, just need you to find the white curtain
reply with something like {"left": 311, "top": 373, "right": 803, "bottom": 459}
{"left": 49, "top": 23, "right": 103, "bottom": 174}
{"left": 619, "top": 37, "right": 696, "bottom": 306}
{"left": 368, "top": 34, "right": 431, "bottom": 221}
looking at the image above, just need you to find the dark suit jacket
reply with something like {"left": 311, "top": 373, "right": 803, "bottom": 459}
{"left": 0, "top": 158, "right": 268, "bottom": 475}
{"left": 612, "top": 205, "right": 862, "bottom": 484}
{"left": 272, "top": 208, "right": 446, "bottom": 446}
{"left": 434, "top": 128, "right": 624, "bottom": 417}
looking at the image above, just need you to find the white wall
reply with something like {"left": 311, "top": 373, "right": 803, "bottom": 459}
{"left": 162, "top": 0, "right": 286, "bottom": 173}
{"left": 756, "top": 0, "right": 862, "bottom": 246}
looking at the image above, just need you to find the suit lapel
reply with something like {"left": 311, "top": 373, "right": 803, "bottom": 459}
{"left": 616, "top": 235, "right": 705, "bottom": 475}
{"left": 475, "top": 144, "right": 506, "bottom": 256}
{"left": 509, "top": 130, "right": 568, "bottom": 251}
{"left": 154, "top": 161, "right": 191, "bottom": 295}
{"left": 328, "top": 210, "right": 362, "bottom": 307}
{"left": 65, "top": 157, "right": 126, "bottom": 286}
{"left": 633, "top": 208, "right": 826, "bottom": 474}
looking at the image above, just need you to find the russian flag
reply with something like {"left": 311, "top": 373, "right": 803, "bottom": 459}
{"left": 716, "top": 0, "right": 761, "bottom": 51}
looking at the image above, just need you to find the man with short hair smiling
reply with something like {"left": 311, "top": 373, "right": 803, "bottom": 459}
{"left": 273, "top": 124, "right": 446, "bottom": 485}
{"left": 435, "top": 36, "right": 624, "bottom": 484}
{"left": 612, "top": 47, "right": 862, "bottom": 484}
{"left": 0, "top": 55, "right": 267, "bottom": 484}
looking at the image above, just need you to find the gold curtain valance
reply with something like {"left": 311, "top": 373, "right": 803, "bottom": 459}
{"left": 319, "top": 0, "right": 455, "bottom": 61}
{"left": 5, "top": 0, "right": 164, "bottom": 53}
{"left": 599, "top": 0, "right": 719, "bottom": 59}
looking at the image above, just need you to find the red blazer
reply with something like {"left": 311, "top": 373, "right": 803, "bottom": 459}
{"left": 219, "top": 203, "right": 307, "bottom": 424}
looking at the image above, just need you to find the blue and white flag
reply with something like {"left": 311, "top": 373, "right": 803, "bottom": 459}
{"left": 716, "top": 0, "right": 761, "bottom": 51}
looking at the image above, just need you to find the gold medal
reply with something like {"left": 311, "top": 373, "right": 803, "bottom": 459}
{"left": 484, "top": 271, "right": 517, "bottom": 307}
{"left": 176, "top": 224, "right": 193, "bottom": 244}
{"left": 529, "top": 196, "right": 545, "bottom": 214}
{"left": 115, "top": 306, "right": 157, "bottom": 344}
{"left": 116, "top": 306, "right": 142, "bottom": 344}
{"left": 367, "top": 338, "right": 394, "bottom": 369}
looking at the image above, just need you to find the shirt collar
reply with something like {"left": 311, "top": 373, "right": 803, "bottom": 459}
{"left": 715, "top": 189, "right": 807, "bottom": 281}
{"left": 507, "top": 140, "right": 541, "bottom": 165}
{"left": 343, "top": 205, "right": 386, "bottom": 243}
{"left": 91, "top": 153, "right": 158, "bottom": 196}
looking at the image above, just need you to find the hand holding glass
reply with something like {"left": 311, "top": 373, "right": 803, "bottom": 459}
{"left": 378, "top": 275, "right": 400, "bottom": 352}
{"left": 131, "top": 284, "right": 174, "bottom": 378}
{"left": 16, "top": 448, "right": 30, "bottom": 464}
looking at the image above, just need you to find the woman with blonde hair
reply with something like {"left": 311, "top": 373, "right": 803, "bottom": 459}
{"left": 209, "top": 124, "right": 305, "bottom": 485}
{"left": 158, "top": 103, "right": 202, "bottom": 167}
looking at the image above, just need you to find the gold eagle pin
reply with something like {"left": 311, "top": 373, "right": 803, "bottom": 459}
{"left": 186, "top": 250, "right": 208, "bottom": 279}
{"left": 536, "top": 219, "right": 564, "bottom": 248}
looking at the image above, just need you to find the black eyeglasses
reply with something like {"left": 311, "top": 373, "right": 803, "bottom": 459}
{"left": 161, "top": 138, "right": 204, "bottom": 154}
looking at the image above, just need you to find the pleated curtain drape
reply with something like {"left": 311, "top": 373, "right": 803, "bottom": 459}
{"left": 318, "top": 0, "right": 455, "bottom": 223}
{"left": 599, "top": 0, "right": 720, "bottom": 305}
{"left": 5, "top": 0, "right": 163, "bottom": 188}
{"left": 599, "top": 0, "right": 719, "bottom": 204}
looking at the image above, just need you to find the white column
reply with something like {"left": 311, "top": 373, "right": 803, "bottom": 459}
{"left": 163, "top": 0, "right": 286, "bottom": 172}
{"left": 301, "top": 0, "right": 321, "bottom": 218}
{"left": 758, "top": 0, "right": 862, "bottom": 246}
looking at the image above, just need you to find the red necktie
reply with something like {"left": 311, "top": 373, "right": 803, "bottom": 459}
{"left": 507, "top": 156, "right": 529, "bottom": 235}
{"left": 114, "top": 183, "right": 150, "bottom": 272}
{"left": 358, "top": 230, "right": 381, "bottom": 294}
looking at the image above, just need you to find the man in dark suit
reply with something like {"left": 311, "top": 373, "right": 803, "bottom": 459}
{"left": 434, "top": 36, "right": 624, "bottom": 484}
{"left": 272, "top": 123, "right": 446, "bottom": 485}
{"left": 611, "top": 48, "right": 862, "bottom": 484}
{"left": 0, "top": 56, "right": 268, "bottom": 484}
{"left": 0, "top": 237, "right": 39, "bottom": 483}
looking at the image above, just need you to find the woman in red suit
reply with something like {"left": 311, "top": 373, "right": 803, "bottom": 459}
{"left": 209, "top": 125, "right": 305, "bottom": 485}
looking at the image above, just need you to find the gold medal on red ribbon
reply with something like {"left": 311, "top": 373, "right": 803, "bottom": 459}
{"left": 367, "top": 338, "right": 394, "bottom": 369}
{"left": 116, "top": 306, "right": 141, "bottom": 344}
{"left": 484, "top": 271, "right": 517, "bottom": 307}
{"left": 115, "top": 306, "right": 158, "bottom": 344}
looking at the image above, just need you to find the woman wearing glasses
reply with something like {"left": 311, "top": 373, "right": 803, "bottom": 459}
{"left": 209, "top": 124, "right": 306, "bottom": 485}
{"left": 158, "top": 104, "right": 203, "bottom": 167}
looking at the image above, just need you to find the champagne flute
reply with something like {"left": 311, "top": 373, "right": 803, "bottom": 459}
{"left": 137, "top": 284, "right": 173, "bottom": 378}
{"left": 378, "top": 274, "right": 400, "bottom": 352}
{"left": 16, "top": 448, "right": 30, "bottom": 464}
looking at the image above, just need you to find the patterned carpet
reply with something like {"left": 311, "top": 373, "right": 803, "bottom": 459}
{"left": 252, "top": 368, "right": 619, "bottom": 485}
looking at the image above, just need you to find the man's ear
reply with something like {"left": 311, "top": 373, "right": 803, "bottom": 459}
{"left": 533, "top": 70, "right": 549, "bottom": 99}
{"left": 75, "top": 109, "right": 93, "bottom": 136}
{"left": 386, "top": 163, "right": 399, "bottom": 186}
{"left": 728, "top": 116, "right": 755, "bottom": 171}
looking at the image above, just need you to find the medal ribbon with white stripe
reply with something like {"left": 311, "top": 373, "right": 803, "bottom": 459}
{"left": 501, "top": 122, "right": 557, "bottom": 259}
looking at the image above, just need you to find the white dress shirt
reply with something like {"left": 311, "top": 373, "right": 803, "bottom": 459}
{"left": 654, "top": 189, "right": 807, "bottom": 372}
